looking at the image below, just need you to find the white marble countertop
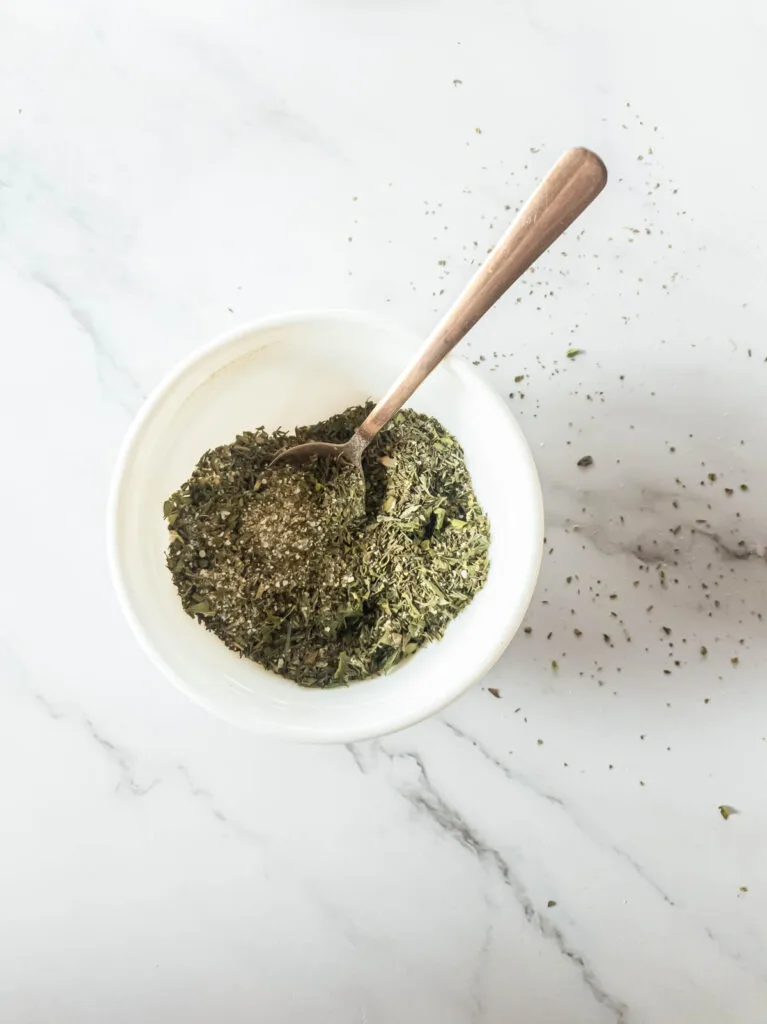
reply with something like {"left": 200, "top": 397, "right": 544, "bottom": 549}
{"left": 2, "top": 2, "right": 767, "bottom": 1021}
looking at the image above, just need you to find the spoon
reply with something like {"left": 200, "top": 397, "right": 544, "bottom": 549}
{"left": 273, "top": 146, "right": 607, "bottom": 469}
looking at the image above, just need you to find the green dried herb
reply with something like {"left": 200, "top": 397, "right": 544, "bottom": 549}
{"left": 719, "top": 804, "right": 737, "bottom": 820}
{"left": 164, "top": 405, "right": 490, "bottom": 687}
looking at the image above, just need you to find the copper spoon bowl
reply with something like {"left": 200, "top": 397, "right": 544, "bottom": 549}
{"left": 273, "top": 147, "right": 607, "bottom": 470}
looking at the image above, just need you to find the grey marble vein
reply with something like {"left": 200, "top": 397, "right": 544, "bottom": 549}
{"left": 175, "top": 764, "right": 268, "bottom": 846}
{"left": 441, "top": 719, "right": 563, "bottom": 805}
{"left": 379, "top": 746, "right": 628, "bottom": 1022}
{"left": 469, "top": 919, "right": 494, "bottom": 1024}
{"left": 34, "top": 692, "right": 159, "bottom": 798}
{"left": 442, "top": 719, "right": 674, "bottom": 907}
{"left": 30, "top": 270, "right": 144, "bottom": 411}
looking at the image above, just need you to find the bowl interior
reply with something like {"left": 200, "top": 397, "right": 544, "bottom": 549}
{"left": 110, "top": 312, "right": 543, "bottom": 741}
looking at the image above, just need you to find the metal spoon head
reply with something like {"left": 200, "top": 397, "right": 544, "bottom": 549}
{"left": 270, "top": 436, "right": 364, "bottom": 470}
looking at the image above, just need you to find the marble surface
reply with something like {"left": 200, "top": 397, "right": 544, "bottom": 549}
{"left": 2, "top": 1, "right": 767, "bottom": 1020}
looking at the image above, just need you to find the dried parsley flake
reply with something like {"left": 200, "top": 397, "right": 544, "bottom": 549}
{"left": 164, "top": 405, "right": 490, "bottom": 687}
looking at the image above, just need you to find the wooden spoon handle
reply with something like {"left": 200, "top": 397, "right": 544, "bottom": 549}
{"left": 357, "top": 146, "right": 607, "bottom": 443}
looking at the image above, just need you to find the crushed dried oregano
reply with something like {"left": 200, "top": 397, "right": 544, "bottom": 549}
{"left": 164, "top": 404, "right": 490, "bottom": 686}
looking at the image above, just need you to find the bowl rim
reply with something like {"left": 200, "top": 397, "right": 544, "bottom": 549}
{"left": 107, "top": 308, "right": 544, "bottom": 741}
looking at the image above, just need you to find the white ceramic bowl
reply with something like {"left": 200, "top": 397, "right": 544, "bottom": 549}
{"left": 108, "top": 311, "right": 543, "bottom": 742}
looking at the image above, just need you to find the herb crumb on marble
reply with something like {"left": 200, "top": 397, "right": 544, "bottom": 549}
{"left": 488, "top": 687, "right": 501, "bottom": 699}
{"left": 719, "top": 805, "right": 738, "bottom": 820}
{"left": 577, "top": 455, "right": 594, "bottom": 468}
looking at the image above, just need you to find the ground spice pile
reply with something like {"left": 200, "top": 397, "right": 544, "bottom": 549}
{"left": 164, "top": 404, "right": 490, "bottom": 686}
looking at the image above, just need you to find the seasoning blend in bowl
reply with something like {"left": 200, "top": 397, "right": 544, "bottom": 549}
{"left": 165, "top": 404, "right": 491, "bottom": 686}
{"left": 108, "top": 309, "right": 544, "bottom": 742}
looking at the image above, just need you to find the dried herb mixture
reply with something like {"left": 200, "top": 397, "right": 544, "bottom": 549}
{"left": 164, "top": 404, "right": 490, "bottom": 686}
